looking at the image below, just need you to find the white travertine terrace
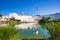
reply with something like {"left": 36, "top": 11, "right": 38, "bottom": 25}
{"left": 8, "top": 12, "right": 38, "bottom": 22}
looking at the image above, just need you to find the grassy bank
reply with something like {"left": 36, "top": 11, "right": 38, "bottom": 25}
{"left": 0, "top": 25, "right": 17, "bottom": 40}
{"left": 46, "top": 22, "right": 60, "bottom": 40}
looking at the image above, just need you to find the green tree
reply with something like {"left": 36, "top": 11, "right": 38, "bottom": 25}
{"left": 0, "top": 13, "right": 2, "bottom": 25}
{"left": 15, "top": 19, "right": 21, "bottom": 24}
{"left": 10, "top": 17, "right": 15, "bottom": 21}
{"left": 9, "top": 17, "right": 21, "bottom": 25}
{"left": 38, "top": 16, "right": 51, "bottom": 24}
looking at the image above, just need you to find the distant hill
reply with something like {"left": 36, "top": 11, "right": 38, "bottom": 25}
{"left": 42, "top": 13, "right": 60, "bottom": 19}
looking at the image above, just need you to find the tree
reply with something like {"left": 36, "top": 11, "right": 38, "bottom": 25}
{"left": 9, "top": 17, "right": 21, "bottom": 25}
{"left": 15, "top": 19, "right": 21, "bottom": 24}
{"left": 46, "top": 16, "right": 51, "bottom": 21}
{"left": 38, "top": 16, "right": 51, "bottom": 24}
{"left": 10, "top": 17, "right": 15, "bottom": 21}
{"left": 0, "top": 13, "right": 2, "bottom": 25}
{"left": 0, "top": 14, "right": 2, "bottom": 17}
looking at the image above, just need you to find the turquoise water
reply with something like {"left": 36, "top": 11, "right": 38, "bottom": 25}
{"left": 16, "top": 24, "right": 50, "bottom": 38}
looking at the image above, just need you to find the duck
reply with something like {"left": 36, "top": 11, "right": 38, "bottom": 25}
{"left": 33, "top": 30, "right": 39, "bottom": 35}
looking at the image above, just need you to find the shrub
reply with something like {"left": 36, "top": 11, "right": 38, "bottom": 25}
{"left": 46, "top": 22, "right": 60, "bottom": 40}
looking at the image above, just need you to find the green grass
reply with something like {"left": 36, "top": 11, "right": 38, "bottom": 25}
{"left": 17, "top": 34, "right": 48, "bottom": 39}
{"left": 46, "top": 22, "right": 60, "bottom": 40}
{"left": 0, "top": 25, "right": 17, "bottom": 40}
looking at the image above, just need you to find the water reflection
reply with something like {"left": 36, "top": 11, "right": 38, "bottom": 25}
{"left": 15, "top": 23, "right": 50, "bottom": 38}
{"left": 15, "top": 23, "right": 37, "bottom": 29}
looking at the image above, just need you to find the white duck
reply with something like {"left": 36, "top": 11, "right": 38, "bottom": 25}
{"left": 33, "top": 30, "right": 39, "bottom": 35}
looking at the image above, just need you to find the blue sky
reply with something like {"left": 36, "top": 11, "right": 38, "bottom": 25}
{"left": 0, "top": 0, "right": 60, "bottom": 16}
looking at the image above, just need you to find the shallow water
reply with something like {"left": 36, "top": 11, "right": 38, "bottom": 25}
{"left": 15, "top": 23, "right": 50, "bottom": 38}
